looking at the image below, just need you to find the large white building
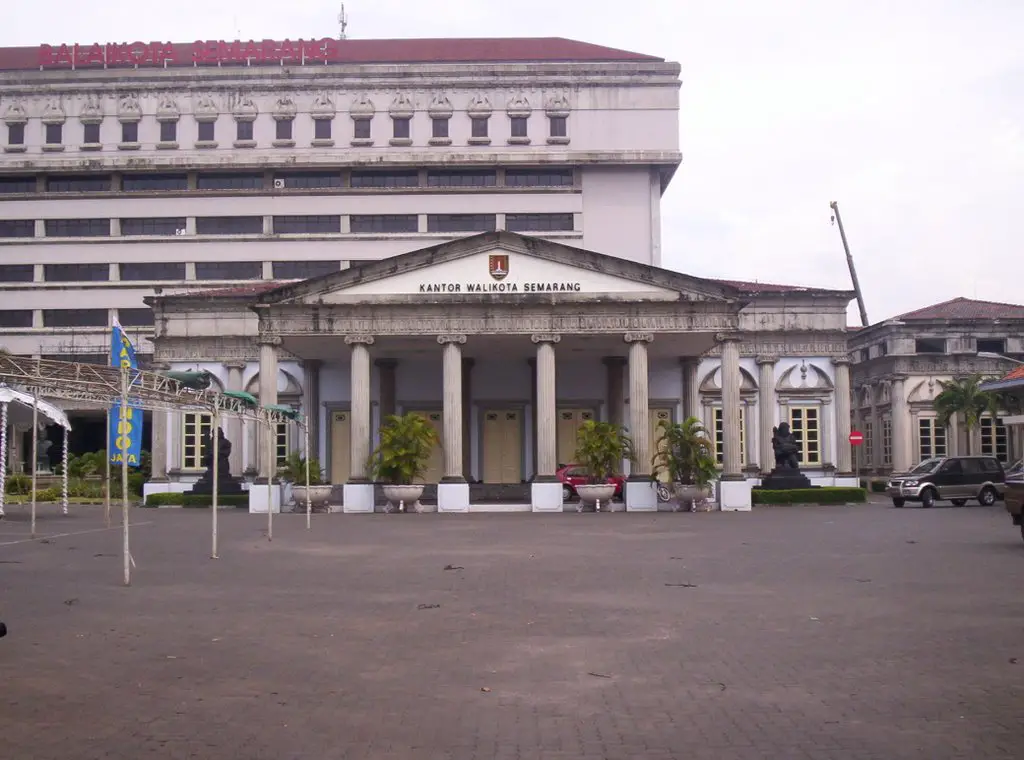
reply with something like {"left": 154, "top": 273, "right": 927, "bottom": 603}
{"left": 0, "top": 35, "right": 858, "bottom": 510}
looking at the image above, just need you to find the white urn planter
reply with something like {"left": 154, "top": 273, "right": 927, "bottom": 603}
{"left": 292, "top": 484, "right": 333, "bottom": 513}
{"left": 575, "top": 483, "right": 617, "bottom": 512}
{"left": 382, "top": 484, "right": 429, "bottom": 513}
{"left": 674, "top": 484, "right": 713, "bottom": 512}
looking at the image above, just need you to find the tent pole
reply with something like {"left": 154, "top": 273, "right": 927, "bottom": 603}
{"left": 61, "top": 425, "right": 69, "bottom": 516}
{"left": 211, "top": 408, "right": 220, "bottom": 559}
{"left": 104, "top": 408, "right": 111, "bottom": 527}
{"left": 304, "top": 422, "right": 311, "bottom": 530}
{"left": 266, "top": 417, "right": 274, "bottom": 542}
{"left": 120, "top": 368, "right": 131, "bottom": 586}
{"left": 0, "top": 401, "right": 8, "bottom": 519}
{"left": 30, "top": 392, "right": 38, "bottom": 539}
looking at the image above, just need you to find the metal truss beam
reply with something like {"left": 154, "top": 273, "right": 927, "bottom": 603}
{"left": 0, "top": 355, "right": 299, "bottom": 426}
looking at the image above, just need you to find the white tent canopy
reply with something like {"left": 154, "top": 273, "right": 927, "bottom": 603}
{"left": 1, "top": 384, "right": 73, "bottom": 520}
{"left": 0, "top": 386, "right": 72, "bottom": 430}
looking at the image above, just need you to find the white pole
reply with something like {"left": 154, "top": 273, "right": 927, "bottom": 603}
{"left": 211, "top": 408, "right": 220, "bottom": 559}
{"left": 61, "top": 425, "right": 69, "bottom": 516}
{"left": 266, "top": 417, "right": 273, "bottom": 542}
{"left": 31, "top": 392, "right": 38, "bottom": 539}
{"left": 304, "top": 422, "right": 311, "bottom": 530}
{"left": 104, "top": 408, "right": 111, "bottom": 527}
{"left": 0, "top": 401, "right": 8, "bottom": 519}
{"left": 120, "top": 368, "right": 131, "bottom": 587}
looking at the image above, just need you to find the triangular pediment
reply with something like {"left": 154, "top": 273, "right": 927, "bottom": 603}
{"left": 259, "top": 232, "right": 741, "bottom": 306}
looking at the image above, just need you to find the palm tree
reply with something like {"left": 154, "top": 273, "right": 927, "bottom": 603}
{"left": 932, "top": 374, "right": 997, "bottom": 455}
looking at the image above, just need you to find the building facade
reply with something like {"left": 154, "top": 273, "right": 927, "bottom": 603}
{"left": 848, "top": 297, "right": 1024, "bottom": 474}
{"left": 146, "top": 231, "right": 857, "bottom": 512}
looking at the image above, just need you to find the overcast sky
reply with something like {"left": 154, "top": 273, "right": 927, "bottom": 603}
{"left": 4, "top": 0, "right": 1020, "bottom": 324}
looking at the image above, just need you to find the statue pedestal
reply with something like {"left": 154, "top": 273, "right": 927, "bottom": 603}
{"left": 760, "top": 470, "right": 813, "bottom": 490}
{"left": 191, "top": 469, "right": 243, "bottom": 495}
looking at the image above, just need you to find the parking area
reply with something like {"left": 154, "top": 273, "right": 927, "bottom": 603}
{"left": 1, "top": 501, "right": 1022, "bottom": 760}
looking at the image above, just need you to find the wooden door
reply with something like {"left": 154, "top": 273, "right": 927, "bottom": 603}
{"left": 482, "top": 409, "right": 523, "bottom": 483}
{"left": 330, "top": 410, "right": 351, "bottom": 484}
{"left": 556, "top": 408, "right": 595, "bottom": 466}
{"left": 407, "top": 410, "right": 444, "bottom": 483}
{"left": 649, "top": 408, "right": 673, "bottom": 482}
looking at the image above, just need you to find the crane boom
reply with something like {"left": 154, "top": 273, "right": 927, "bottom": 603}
{"left": 830, "top": 200, "right": 869, "bottom": 327}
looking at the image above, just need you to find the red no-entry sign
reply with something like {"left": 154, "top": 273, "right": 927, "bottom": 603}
{"left": 849, "top": 431, "right": 864, "bottom": 446}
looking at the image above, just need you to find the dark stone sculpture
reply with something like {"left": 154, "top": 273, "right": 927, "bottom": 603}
{"left": 191, "top": 428, "right": 243, "bottom": 495}
{"left": 760, "top": 422, "right": 812, "bottom": 490}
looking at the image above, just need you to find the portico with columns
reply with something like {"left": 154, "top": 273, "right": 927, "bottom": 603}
{"left": 145, "top": 231, "right": 856, "bottom": 512}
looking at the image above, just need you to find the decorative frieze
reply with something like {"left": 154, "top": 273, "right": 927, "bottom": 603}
{"left": 623, "top": 332, "right": 653, "bottom": 343}
{"left": 117, "top": 94, "right": 142, "bottom": 122}
{"left": 530, "top": 333, "right": 561, "bottom": 344}
{"left": 344, "top": 335, "right": 375, "bottom": 346}
{"left": 266, "top": 311, "right": 738, "bottom": 336}
{"left": 42, "top": 100, "right": 66, "bottom": 124}
{"left": 79, "top": 97, "right": 104, "bottom": 124}
{"left": 3, "top": 102, "right": 27, "bottom": 125}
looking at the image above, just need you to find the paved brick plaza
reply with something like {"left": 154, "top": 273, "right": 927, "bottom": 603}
{"left": 1, "top": 501, "right": 1023, "bottom": 760}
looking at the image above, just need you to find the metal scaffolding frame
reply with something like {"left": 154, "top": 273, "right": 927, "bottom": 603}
{"left": 0, "top": 354, "right": 314, "bottom": 585}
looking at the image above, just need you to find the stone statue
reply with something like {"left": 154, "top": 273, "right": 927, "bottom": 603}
{"left": 771, "top": 422, "right": 801, "bottom": 471}
{"left": 191, "top": 428, "right": 243, "bottom": 495}
{"left": 761, "top": 421, "right": 812, "bottom": 490}
{"left": 36, "top": 437, "right": 53, "bottom": 473}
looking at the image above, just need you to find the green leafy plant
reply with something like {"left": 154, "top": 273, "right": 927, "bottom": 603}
{"left": 650, "top": 416, "right": 718, "bottom": 488}
{"left": 573, "top": 420, "right": 633, "bottom": 483}
{"left": 367, "top": 413, "right": 440, "bottom": 485}
{"left": 277, "top": 451, "right": 326, "bottom": 485}
{"left": 932, "top": 375, "right": 998, "bottom": 455}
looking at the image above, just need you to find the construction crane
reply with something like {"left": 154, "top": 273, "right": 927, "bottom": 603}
{"left": 830, "top": 201, "right": 869, "bottom": 327}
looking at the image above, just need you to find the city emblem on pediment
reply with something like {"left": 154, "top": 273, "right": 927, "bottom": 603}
{"left": 488, "top": 254, "right": 510, "bottom": 281}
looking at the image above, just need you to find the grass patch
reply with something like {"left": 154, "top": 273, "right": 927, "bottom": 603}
{"left": 752, "top": 487, "right": 867, "bottom": 505}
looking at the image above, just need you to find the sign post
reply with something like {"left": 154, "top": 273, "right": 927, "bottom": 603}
{"left": 849, "top": 430, "right": 864, "bottom": 487}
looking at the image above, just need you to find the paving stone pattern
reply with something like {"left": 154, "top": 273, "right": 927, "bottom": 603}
{"left": 1, "top": 502, "right": 1023, "bottom": 759}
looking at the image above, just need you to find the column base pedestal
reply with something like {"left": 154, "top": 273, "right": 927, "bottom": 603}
{"left": 625, "top": 478, "right": 658, "bottom": 511}
{"left": 438, "top": 482, "right": 470, "bottom": 513}
{"left": 717, "top": 479, "right": 753, "bottom": 511}
{"left": 531, "top": 481, "right": 563, "bottom": 512}
{"left": 248, "top": 484, "right": 282, "bottom": 514}
{"left": 343, "top": 483, "right": 375, "bottom": 513}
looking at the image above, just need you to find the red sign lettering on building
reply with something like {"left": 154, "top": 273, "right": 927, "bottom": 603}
{"left": 36, "top": 39, "right": 337, "bottom": 69}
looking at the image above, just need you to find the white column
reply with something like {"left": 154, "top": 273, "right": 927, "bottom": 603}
{"left": 249, "top": 336, "right": 282, "bottom": 514}
{"left": 834, "top": 357, "right": 853, "bottom": 476}
{"left": 438, "top": 335, "right": 470, "bottom": 512}
{"left": 717, "top": 335, "right": 751, "bottom": 511}
{"left": 681, "top": 359, "right": 700, "bottom": 421}
{"left": 756, "top": 356, "right": 777, "bottom": 474}
{"left": 148, "top": 363, "right": 170, "bottom": 483}
{"left": 868, "top": 385, "right": 880, "bottom": 471}
{"left": 890, "top": 374, "right": 911, "bottom": 472}
{"left": 624, "top": 332, "right": 656, "bottom": 511}
{"left": 530, "top": 334, "right": 562, "bottom": 511}
{"left": 343, "top": 335, "right": 375, "bottom": 512}
{"left": 302, "top": 360, "right": 321, "bottom": 461}
{"left": 225, "top": 361, "right": 245, "bottom": 477}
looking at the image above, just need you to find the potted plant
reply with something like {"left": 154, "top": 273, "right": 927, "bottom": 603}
{"left": 367, "top": 413, "right": 441, "bottom": 513}
{"left": 278, "top": 451, "right": 332, "bottom": 512}
{"left": 651, "top": 416, "right": 718, "bottom": 511}
{"left": 573, "top": 420, "right": 633, "bottom": 512}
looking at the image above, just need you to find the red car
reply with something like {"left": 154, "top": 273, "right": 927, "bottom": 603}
{"left": 556, "top": 464, "right": 625, "bottom": 502}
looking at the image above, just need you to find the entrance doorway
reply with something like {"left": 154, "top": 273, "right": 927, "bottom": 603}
{"left": 481, "top": 409, "right": 523, "bottom": 483}
{"left": 649, "top": 407, "right": 674, "bottom": 483}
{"left": 556, "top": 408, "right": 596, "bottom": 466}
{"left": 329, "top": 410, "right": 351, "bottom": 484}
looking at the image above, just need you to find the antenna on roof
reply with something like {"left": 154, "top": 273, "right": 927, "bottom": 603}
{"left": 338, "top": 3, "right": 349, "bottom": 40}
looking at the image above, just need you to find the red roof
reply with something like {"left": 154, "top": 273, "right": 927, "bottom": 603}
{"left": 0, "top": 37, "right": 662, "bottom": 72}
{"left": 1001, "top": 366, "right": 1024, "bottom": 382}
{"left": 894, "top": 297, "right": 1024, "bottom": 321}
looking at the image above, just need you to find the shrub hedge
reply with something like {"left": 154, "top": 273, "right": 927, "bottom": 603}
{"left": 752, "top": 487, "right": 867, "bottom": 505}
{"left": 145, "top": 492, "right": 250, "bottom": 508}
{"left": 860, "top": 479, "right": 887, "bottom": 493}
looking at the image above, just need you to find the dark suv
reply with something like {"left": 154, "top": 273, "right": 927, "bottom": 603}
{"left": 887, "top": 456, "right": 1006, "bottom": 508}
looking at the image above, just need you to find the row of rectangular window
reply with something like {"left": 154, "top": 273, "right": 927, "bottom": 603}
{"left": 0, "top": 168, "right": 575, "bottom": 194}
{"left": 6, "top": 114, "right": 566, "bottom": 150}
{"left": 0, "top": 260, "right": 355, "bottom": 284}
{"left": 0, "top": 213, "right": 575, "bottom": 238}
